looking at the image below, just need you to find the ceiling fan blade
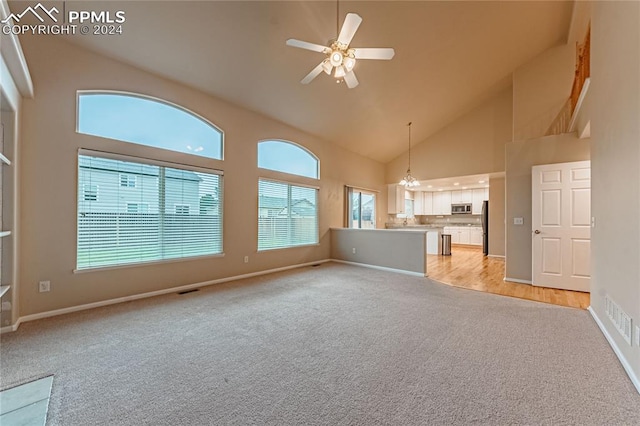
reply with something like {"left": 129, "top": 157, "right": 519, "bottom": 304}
{"left": 353, "top": 48, "right": 395, "bottom": 60}
{"left": 343, "top": 71, "right": 359, "bottom": 89}
{"left": 337, "top": 13, "right": 362, "bottom": 46}
{"left": 300, "top": 61, "right": 325, "bottom": 84}
{"left": 286, "top": 39, "right": 328, "bottom": 53}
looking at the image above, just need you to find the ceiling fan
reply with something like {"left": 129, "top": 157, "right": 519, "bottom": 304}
{"left": 286, "top": 12, "right": 395, "bottom": 88}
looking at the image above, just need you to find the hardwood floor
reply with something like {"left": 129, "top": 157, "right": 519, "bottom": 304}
{"left": 426, "top": 245, "right": 590, "bottom": 309}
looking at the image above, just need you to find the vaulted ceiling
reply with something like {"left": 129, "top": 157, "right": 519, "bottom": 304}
{"left": 18, "top": 1, "right": 574, "bottom": 163}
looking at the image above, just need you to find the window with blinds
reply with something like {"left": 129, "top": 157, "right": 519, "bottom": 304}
{"left": 77, "top": 151, "right": 223, "bottom": 270}
{"left": 258, "top": 179, "right": 318, "bottom": 250}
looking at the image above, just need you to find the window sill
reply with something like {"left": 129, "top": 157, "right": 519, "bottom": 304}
{"left": 74, "top": 252, "right": 225, "bottom": 274}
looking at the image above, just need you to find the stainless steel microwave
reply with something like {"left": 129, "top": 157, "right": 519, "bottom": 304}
{"left": 451, "top": 203, "right": 472, "bottom": 214}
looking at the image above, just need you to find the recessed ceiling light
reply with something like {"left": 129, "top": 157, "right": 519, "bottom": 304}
{"left": 462, "top": 186, "right": 468, "bottom": 189}
{"left": 485, "top": 185, "right": 489, "bottom": 188}
{"left": 453, "top": 182, "right": 459, "bottom": 186}
{"left": 438, "top": 189, "right": 443, "bottom": 192}
{"left": 478, "top": 180, "right": 485, "bottom": 184}
{"left": 427, "top": 185, "right": 432, "bottom": 188}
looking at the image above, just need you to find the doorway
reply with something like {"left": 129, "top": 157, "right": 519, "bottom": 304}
{"left": 531, "top": 161, "right": 591, "bottom": 292}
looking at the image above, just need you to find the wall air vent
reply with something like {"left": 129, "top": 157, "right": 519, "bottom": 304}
{"left": 177, "top": 289, "right": 199, "bottom": 295}
{"left": 605, "top": 295, "right": 633, "bottom": 345}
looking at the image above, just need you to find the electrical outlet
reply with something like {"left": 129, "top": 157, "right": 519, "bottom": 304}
{"left": 243, "top": 256, "right": 249, "bottom": 263}
{"left": 352, "top": 248, "right": 356, "bottom": 254}
{"left": 39, "top": 280, "right": 50, "bottom": 293}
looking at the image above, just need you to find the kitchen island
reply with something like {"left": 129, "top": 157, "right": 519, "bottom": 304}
{"left": 384, "top": 225, "right": 442, "bottom": 255}
{"left": 330, "top": 228, "right": 427, "bottom": 276}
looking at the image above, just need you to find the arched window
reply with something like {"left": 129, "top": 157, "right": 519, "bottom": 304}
{"left": 77, "top": 91, "right": 223, "bottom": 160}
{"left": 257, "top": 140, "right": 319, "bottom": 179}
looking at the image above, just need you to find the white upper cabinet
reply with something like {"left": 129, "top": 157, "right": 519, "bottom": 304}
{"left": 423, "top": 192, "right": 433, "bottom": 215}
{"left": 452, "top": 190, "right": 472, "bottom": 203}
{"left": 413, "top": 191, "right": 424, "bottom": 215}
{"left": 472, "top": 188, "right": 489, "bottom": 214}
{"left": 433, "top": 191, "right": 452, "bottom": 215}
{"left": 387, "top": 185, "right": 406, "bottom": 214}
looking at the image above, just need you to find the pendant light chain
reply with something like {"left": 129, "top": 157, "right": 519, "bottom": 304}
{"left": 399, "top": 121, "right": 419, "bottom": 187}
{"left": 407, "top": 121, "right": 412, "bottom": 173}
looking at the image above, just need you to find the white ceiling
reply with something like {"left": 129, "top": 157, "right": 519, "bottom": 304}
{"left": 16, "top": 1, "right": 574, "bottom": 163}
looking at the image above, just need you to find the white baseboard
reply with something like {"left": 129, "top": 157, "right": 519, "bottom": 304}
{"left": 331, "top": 259, "right": 426, "bottom": 278}
{"left": 2, "top": 259, "right": 332, "bottom": 333}
{"left": 0, "top": 319, "right": 21, "bottom": 334}
{"left": 504, "top": 277, "right": 532, "bottom": 285}
{"left": 588, "top": 306, "right": 640, "bottom": 395}
{"left": 488, "top": 254, "right": 505, "bottom": 259}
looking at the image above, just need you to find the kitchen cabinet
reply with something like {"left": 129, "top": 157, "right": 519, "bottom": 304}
{"left": 413, "top": 191, "right": 424, "bottom": 215}
{"left": 451, "top": 190, "right": 472, "bottom": 204}
{"left": 387, "top": 185, "right": 405, "bottom": 214}
{"left": 470, "top": 228, "right": 483, "bottom": 245}
{"left": 443, "top": 226, "right": 482, "bottom": 246}
{"left": 472, "top": 188, "right": 489, "bottom": 214}
{"left": 422, "top": 192, "right": 433, "bottom": 215}
{"left": 433, "top": 191, "right": 452, "bottom": 215}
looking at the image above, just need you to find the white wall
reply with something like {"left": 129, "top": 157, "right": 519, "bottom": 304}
{"left": 16, "top": 35, "right": 386, "bottom": 318}
{"left": 590, "top": 0, "right": 640, "bottom": 388}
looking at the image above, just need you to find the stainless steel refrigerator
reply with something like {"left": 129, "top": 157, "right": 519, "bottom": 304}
{"left": 481, "top": 200, "right": 489, "bottom": 256}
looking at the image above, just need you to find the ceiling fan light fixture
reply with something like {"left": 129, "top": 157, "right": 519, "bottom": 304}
{"left": 344, "top": 56, "right": 356, "bottom": 71}
{"left": 322, "top": 59, "right": 333, "bottom": 75}
{"left": 334, "top": 65, "right": 346, "bottom": 78}
{"left": 330, "top": 50, "right": 343, "bottom": 67}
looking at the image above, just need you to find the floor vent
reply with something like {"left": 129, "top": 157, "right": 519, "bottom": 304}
{"left": 177, "top": 289, "right": 199, "bottom": 295}
{"left": 605, "top": 295, "right": 633, "bottom": 345}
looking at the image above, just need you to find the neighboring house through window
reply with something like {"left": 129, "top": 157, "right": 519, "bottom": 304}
{"left": 126, "top": 203, "right": 149, "bottom": 213}
{"left": 83, "top": 184, "right": 98, "bottom": 201}
{"left": 120, "top": 174, "right": 137, "bottom": 188}
{"left": 175, "top": 204, "right": 190, "bottom": 215}
{"left": 257, "top": 140, "right": 319, "bottom": 250}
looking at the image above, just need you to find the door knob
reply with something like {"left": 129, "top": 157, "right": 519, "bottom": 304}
{"left": 534, "top": 230, "right": 541, "bottom": 234}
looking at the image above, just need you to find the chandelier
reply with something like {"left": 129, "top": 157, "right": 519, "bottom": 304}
{"left": 399, "top": 122, "right": 420, "bottom": 187}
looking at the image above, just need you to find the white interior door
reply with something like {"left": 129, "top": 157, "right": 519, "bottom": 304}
{"left": 532, "top": 161, "right": 591, "bottom": 292}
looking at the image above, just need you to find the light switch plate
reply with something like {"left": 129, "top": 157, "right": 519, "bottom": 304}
{"left": 514, "top": 217, "right": 524, "bottom": 225}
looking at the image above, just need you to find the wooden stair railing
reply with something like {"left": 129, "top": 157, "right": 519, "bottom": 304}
{"left": 545, "top": 26, "right": 590, "bottom": 136}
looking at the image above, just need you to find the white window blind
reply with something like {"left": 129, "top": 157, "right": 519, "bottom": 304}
{"left": 77, "top": 151, "right": 223, "bottom": 270}
{"left": 258, "top": 179, "right": 318, "bottom": 250}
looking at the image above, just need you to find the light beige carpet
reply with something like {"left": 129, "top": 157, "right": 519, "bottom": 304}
{"left": 1, "top": 262, "right": 639, "bottom": 425}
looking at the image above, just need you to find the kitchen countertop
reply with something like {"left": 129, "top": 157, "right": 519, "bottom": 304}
{"left": 385, "top": 224, "right": 480, "bottom": 229}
